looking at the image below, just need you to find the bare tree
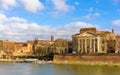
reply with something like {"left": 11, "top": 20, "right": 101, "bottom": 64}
{"left": 54, "top": 38, "right": 69, "bottom": 54}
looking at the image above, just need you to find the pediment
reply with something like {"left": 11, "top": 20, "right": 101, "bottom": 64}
{"left": 78, "top": 31, "right": 98, "bottom": 37}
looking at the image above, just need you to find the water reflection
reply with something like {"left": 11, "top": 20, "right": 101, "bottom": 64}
{"left": 0, "top": 63, "right": 120, "bottom": 75}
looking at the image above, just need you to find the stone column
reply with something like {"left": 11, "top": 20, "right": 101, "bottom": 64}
{"left": 94, "top": 39, "right": 98, "bottom": 53}
{"left": 85, "top": 39, "right": 87, "bottom": 53}
{"left": 82, "top": 39, "right": 85, "bottom": 53}
{"left": 78, "top": 39, "right": 80, "bottom": 53}
{"left": 94, "top": 39, "right": 96, "bottom": 53}
{"left": 104, "top": 39, "right": 107, "bottom": 53}
{"left": 79, "top": 39, "right": 81, "bottom": 53}
{"left": 97, "top": 36, "right": 100, "bottom": 53}
{"left": 81, "top": 39, "right": 83, "bottom": 53}
{"left": 92, "top": 39, "right": 94, "bottom": 53}
{"left": 90, "top": 39, "right": 92, "bottom": 53}
{"left": 82, "top": 39, "right": 84, "bottom": 53}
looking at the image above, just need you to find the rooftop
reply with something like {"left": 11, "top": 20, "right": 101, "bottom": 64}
{"left": 80, "top": 27, "right": 97, "bottom": 34}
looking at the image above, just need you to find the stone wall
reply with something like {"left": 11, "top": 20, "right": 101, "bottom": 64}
{"left": 54, "top": 54, "right": 120, "bottom": 63}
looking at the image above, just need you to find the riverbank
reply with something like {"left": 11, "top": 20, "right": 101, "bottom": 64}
{"left": 53, "top": 54, "right": 120, "bottom": 67}
{"left": 0, "top": 59, "right": 53, "bottom": 64}
{"left": 1, "top": 59, "right": 120, "bottom": 67}
{"left": 0, "top": 59, "right": 24, "bottom": 63}
{"left": 53, "top": 60, "right": 120, "bottom": 67}
{"left": 2, "top": 53, "right": 120, "bottom": 67}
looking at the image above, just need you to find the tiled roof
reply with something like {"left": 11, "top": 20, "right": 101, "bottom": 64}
{"left": 80, "top": 27, "right": 97, "bottom": 34}
{"left": 96, "top": 31, "right": 110, "bottom": 35}
{"left": 73, "top": 27, "right": 115, "bottom": 40}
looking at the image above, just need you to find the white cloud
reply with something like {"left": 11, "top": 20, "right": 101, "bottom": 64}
{"left": 112, "top": 19, "right": 120, "bottom": 26}
{"left": 75, "top": 2, "right": 80, "bottom": 6}
{"left": 0, "top": 13, "right": 101, "bottom": 41}
{"left": 20, "top": 0, "right": 45, "bottom": 13}
{"left": 0, "top": 0, "right": 45, "bottom": 13}
{"left": 113, "top": 0, "right": 120, "bottom": 3}
{"left": 84, "top": 13, "right": 92, "bottom": 19}
{"left": 54, "top": 22, "right": 100, "bottom": 39}
{"left": 0, "top": 0, "right": 17, "bottom": 10}
{"left": 95, "top": 0, "right": 99, "bottom": 4}
{"left": 84, "top": 12, "right": 100, "bottom": 20}
{"left": 84, "top": 7, "right": 100, "bottom": 20}
{"left": 51, "top": 0, "right": 72, "bottom": 12}
{"left": 88, "top": 7, "right": 94, "bottom": 12}
{"left": 94, "top": 13, "right": 100, "bottom": 17}
{"left": 49, "top": 0, "right": 74, "bottom": 17}
{"left": 0, "top": 0, "right": 73, "bottom": 13}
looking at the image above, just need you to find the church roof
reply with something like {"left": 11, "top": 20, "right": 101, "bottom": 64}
{"left": 96, "top": 31, "right": 110, "bottom": 35}
{"left": 80, "top": 27, "right": 97, "bottom": 34}
{"left": 72, "top": 27, "right": 115, "bottom": 40}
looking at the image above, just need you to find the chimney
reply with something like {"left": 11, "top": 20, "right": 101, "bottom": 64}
{"left": 51, "top": 35, "right": 54, "bottom": 41}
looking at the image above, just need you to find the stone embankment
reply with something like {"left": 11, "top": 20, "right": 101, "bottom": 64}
{"left": 0, "top": 59, "right": 53, "bottom": 64}
{"left": 53, "top": 54, "right": 120, "bottom": 66}
{"left": 0, "top": 59, "right": 25, "bottom": 63}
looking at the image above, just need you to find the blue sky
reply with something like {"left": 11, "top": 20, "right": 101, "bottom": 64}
{"left": 0, "top": 0, "right": 120, "bottom": 41}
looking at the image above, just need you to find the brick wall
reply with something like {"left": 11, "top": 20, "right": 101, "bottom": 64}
{"left": 54, "top": 54, "right": 120, "bottom": 63}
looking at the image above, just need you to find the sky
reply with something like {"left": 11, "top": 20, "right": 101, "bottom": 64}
{"left": 0, "top": 0, "right": 120, "bottom": 41}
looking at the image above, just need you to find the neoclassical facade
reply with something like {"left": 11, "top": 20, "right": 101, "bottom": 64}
{"left": 72, "top": 28, "right": 115, "bottom": 53}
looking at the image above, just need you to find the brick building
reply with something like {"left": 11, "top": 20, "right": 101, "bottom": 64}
{"left": 33, "top": 36, "right": 54, "bottom": 56}
{"left": 0, "top": 40, "right": 15, "bottom": 58}
{"left": 13, "top": 41, "right": 33, "bottom": 56}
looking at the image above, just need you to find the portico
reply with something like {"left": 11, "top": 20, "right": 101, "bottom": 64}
{"left": 72, "top": 28, "right": 115, "bottom": 53}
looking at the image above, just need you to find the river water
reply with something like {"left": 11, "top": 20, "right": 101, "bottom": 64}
{"left": 0, "top": 63, "right": 120, "bottom": 75}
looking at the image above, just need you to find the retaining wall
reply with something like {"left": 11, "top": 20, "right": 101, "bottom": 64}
{"left": 54, "top": 54, "right": 120, "bottom": 63}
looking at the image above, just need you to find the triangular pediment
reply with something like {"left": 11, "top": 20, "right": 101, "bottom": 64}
{"left": 78, "top": 31, "right": 98, "bottom": 37}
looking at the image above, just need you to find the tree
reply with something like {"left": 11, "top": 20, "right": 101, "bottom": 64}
{"left": 107, "top": 33, "right": 116, "bottom": 53}
{"left": 72, "top": 37, "right": 79, "bottom": 53}
{"left": 54, "top": 38, "right": 69, "bottom": 54}
{"left": 68, "top": 40, "right": 73, "bottom": 53}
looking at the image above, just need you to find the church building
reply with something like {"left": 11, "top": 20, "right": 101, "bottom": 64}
{"left": 72, "top": 28, "right": 116, "bottom": 53}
